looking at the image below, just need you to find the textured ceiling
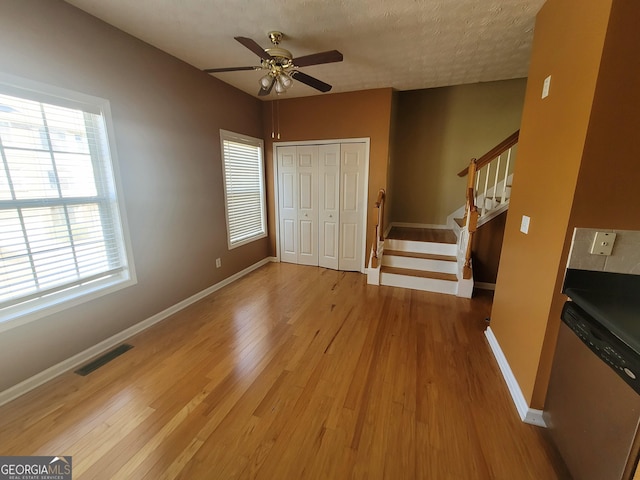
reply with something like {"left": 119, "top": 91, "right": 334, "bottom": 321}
{"left": 64, "top": 0, "right": 545, "bottom": 100}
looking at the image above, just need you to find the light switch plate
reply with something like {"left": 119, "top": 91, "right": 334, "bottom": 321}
{"left": 590, "top": 232, "right": 616, "bottom": 255}
{"left": 542, "top": 75, "right": 551, "bottom": 99}
{"left": 520, "top": 215, "right": 530, "bottom": 234}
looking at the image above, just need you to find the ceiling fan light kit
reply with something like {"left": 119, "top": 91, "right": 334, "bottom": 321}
{"left": 204, "top": 31, "right": 343, "bottom": 97}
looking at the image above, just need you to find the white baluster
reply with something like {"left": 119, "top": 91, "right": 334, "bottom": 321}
{"left": 501, "top": 148, "right": 512, "bottom": 204}
{"left": 475, "top": 166, "right": 481, "bottom": 209}
{"left": 482, "top": 163, "right": 491, "bottom": 216}
{"left": 492, "top": 155, "right": 501, "bottom": 207}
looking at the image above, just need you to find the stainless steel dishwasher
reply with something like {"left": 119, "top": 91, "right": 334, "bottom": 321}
{"left": 544, "top": 270, "right": 640, "bottom": 480}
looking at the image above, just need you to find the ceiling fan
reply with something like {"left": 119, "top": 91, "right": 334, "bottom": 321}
{"left": 203, "top": 32, "right": 343, "bottom": 96}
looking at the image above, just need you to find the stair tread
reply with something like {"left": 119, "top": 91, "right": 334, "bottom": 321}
{"left": 384, "top": 250, "right": 456, "bottom": 262}
{"left": 454, "top": 217, "right": 465, "bottom": 228}
{"left": 381, "top": 266, "right": 458, "bottom": 282}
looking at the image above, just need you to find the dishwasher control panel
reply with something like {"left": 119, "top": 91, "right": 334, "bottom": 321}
{"left": 562, "top": 301, "right": 640, "bottom": 395}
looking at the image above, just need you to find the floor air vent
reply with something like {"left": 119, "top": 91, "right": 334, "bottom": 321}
{"left": 74, "top": 344, "right": 133, "bottom": 376}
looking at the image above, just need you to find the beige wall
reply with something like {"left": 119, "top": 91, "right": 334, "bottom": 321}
{"left": 490, "top": 0, "right": 616, "bottom": 408}
{"left": 0, "top": 0, "right": 267, "bottom": 392}
{"left": 390, "top": 80, "right": 526, "bottom": 226}
{"left": 262, "top": 89, "right": 394, "bottom": 257}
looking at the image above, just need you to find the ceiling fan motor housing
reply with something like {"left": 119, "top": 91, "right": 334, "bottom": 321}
{"left": 263, "top": 47, "right": 294, "bottom": 76}
{"left": 265, "top": 32, "right": 293, "bottom": 69}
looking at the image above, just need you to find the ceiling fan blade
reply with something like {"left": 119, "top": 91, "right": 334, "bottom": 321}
{"left": 258, "top": 77, "right": 275, "bottom": 96}
{"left": 290, "top": 70, "right": 332, "bottom": 93}
{"left": 293, "top": 50, "right": 343, "bottom": 67}
{"left": 234, "top": 36, "right": 271, "bottom": 61}
{"left": 204, "top": 66, "right": 259, "bottom": 73}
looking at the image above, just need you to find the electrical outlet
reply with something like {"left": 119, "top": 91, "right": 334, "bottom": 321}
{"left": 590, "top": 232, "right": 616, "bottom": 256}
{"left": 520, "top": 215, "right": 530, "bottom": 234}
{"left": 215, "top": 258, "right": 221, "bottom": 268}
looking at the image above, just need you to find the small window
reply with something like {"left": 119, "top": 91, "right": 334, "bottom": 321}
{"left": 0, "top": 74, "right": 135, "bottom": 330}
{"left": 220, "top": 130, "right": 267, "bottom": 248}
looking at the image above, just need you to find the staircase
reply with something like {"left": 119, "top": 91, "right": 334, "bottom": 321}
{"left": 368, "top": 224, "right": 474, "bottom": 298}
{"left": 380, "top": 229, "right": 459, "bottom": 295}
{"left": 367, "top": 131, "right": 519, "bottom": 298}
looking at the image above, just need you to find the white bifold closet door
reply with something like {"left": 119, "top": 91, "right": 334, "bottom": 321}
{"left": 318, "top": 144, "right": 340, "bottom": 269}
{"left": 337, "top": 143, "right": 366, "bottom": 272}
{"left": 277, "top": 142, "right": 365, "bottom": 271}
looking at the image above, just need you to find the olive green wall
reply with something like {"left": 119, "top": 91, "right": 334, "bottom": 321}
{"left": 390, "top": 79, "right": 526, "bottom": 226}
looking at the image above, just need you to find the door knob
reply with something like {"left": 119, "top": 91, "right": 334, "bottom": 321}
{"left": 329, "top": 214, "right": 333, "bottom": 218}
{"left": 304, "top": 213, "right": 308, "bottom": 217}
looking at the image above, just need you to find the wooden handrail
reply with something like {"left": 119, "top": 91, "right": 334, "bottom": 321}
{"left": 462, "top": 186, "right": 478, "bottom": 279}
{"left": 371, "top": 189, "right": 386, "bottom": 267}
{"left": 461, "top": 159, "right": 478, "bottom": 277}
{"left": 457, "top": 130, "right": 519, "bottom": 177}
{"left": 458, "top": 132, "right": 518, "bottom": 279}
{"left": 462, "top": 213, "right": 478, "bottom": 280}
{"left": 375, "top": 189, "right": 385, "bottom": 242}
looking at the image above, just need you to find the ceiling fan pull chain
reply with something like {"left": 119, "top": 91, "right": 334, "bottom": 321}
{"left": 275, "top": 99, "right": 280, "bottom": 140}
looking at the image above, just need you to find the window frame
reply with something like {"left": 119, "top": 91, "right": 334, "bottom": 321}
{"left": 0, "top": 72, "right": 136, "bottom": 333}
{"left": 219, "top": 129, "right": 267, "bottom": 249}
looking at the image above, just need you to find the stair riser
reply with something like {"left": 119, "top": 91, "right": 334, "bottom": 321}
{"left": 382, "top": 255, "right": 457, "bottom": 274}
{"left": 385, "top": 239, "right": 457, "bottom": 256}
{"left": 381, "top": 272, "right": 458, "bottom": 295}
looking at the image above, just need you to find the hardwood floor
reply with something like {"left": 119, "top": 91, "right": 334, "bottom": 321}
{"left": 0, "top": 263, "right": 569, "bottom": 479}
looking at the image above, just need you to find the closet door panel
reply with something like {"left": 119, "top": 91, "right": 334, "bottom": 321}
{"left": 282, "top": 219, "right": 296, "bottom": 256}
{"left": 318, "top": 144, "right": 340, "bottom": 270}
{"left": 296, "top": 146, "right": 318, "bottom": 266}
{"left": 339, "top": 143, "right": 366, "bottom": 271}
{"left": 341, "top": 223, "right": 358, "bottom": 262}
{"left": 278, "top": 146, "right": 298, "bottom": 264}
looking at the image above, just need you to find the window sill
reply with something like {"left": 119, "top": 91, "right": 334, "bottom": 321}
{"left": 0, "top": 273, "right": 137, "bottom": 333}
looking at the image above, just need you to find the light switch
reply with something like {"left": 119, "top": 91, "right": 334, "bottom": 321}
{"left": 590, "top": 232, "right": 616, "bottom": 256}
{"left": 520, "top": 215, "right": 530, "bottom": 234}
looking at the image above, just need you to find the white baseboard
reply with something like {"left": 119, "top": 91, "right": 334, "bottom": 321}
{"left": 484, "top": 327, "right": 546, "bottom": 427}
{"left": 475, "top": 282, "right": 496, "bottom": 291}
{"left": 0, "top": 257, "right": 275, "bottom": 408}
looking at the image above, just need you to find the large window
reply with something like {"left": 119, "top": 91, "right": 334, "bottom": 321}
{"left": 0, "top": 74, "right": 135, "bottom": 330}
{"left": 220, "top": 130, "right": 267, "bottom": 248}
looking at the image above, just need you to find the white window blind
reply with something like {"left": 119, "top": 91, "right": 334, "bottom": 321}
{"left": 0, "top": 75, "right": 135, "bottom": 328}
{"left": 220, "top": 130, "right": 267, "bottom": 248}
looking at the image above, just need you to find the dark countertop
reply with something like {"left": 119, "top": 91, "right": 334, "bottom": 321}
{"left": 563, "top": 269, "right": 640, "bottom": 355}
{"left": 565, "top": 287, "right": 640, "bottom": 354}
